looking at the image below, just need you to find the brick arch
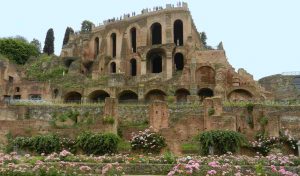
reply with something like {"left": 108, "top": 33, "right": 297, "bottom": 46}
{"left": 228, "top": 89, "right": 253, "bottom": 101}
{"left": 198, "top": 88, "right": 214, "bottom": 101}
{"left": 125, "top": 24, "right": 141, "bottom": 52}
{"left": 118, "top": 90, "right": 138, "bottom": 103}
{"left": 87, "top": 90, "right": 110, "bottom": 103}
{"left": 175, "top": 88, "right": 190, "bottom": 102}
{"left": 64, "top": 91, "right": 82, "bottom": 103}
{"left": 196, "top": 66, "right": 215, "bottom": 84}
{"left": 145, "top": 89, "right": 167, "bottom": 102}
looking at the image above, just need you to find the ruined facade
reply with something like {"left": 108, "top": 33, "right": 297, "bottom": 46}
{"left": 1, "top": 3, "right": 270, "bottom": 104}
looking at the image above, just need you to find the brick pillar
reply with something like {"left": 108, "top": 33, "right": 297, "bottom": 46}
{"left": 149, "top": 101, "right": 169, "bottom": 132}
{"left": 103, "top": 97, "right": 118, "bottom": 134}
{"left": 165, "top": 51, "right": 173, "bottom": 80}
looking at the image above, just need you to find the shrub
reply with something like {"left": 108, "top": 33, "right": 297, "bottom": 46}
{"left": 197, "top": 130, "right": 248, "bottom": 155}
{"left": 130, "top": 128, "right": 166, "bottom": 153}
{"left": 31, "top": 134, "right": 60, "bottom": 154}
{"left": 0, "top": 38, "right": 39, "bottom": 64}
{"left": 76, "top": 132, "right": 120, "bottom": 155}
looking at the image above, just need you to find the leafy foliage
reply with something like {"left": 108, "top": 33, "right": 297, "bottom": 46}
{"left": 76, "top": 132, "right": 120, "bottom": 155}
{"left": 62, "top": 27, "right": 74, "bottom": 46}
{"left": 0, "top": 38, "right": 39, "bottom": 64}
{"left": 81, "top": 20, "right": 94, "bottom": 33}
{"left": 130, "top": 129, "right": 166, "bottom": 153}
{"left": 43, "top": 28, "right": 55, "bottom": 55}
{"left": 30, "top": 38, "right": 41, "bottom": 54}
{"left": 13, "top": 134, "right": 60, "bottom": 154}
{"left": 198, "top": 130, "right": 248, "bottom": 155}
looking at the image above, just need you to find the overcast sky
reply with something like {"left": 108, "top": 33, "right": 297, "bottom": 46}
{"left": 0, "top": 0, "right": 299, "bottom": 80}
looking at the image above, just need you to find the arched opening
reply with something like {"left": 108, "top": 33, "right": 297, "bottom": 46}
{"left": 83, "top": 61, "right": 93, "bottom": 75}
{"left": 130, "top": 59, "right": 137, "bottom": 76}
{"left": 198, "top": 88, "right": 214, "bottom": 101}
{"left": 94, "top": 37, "right": 99, "bottom": 58}
{"left": 173, "top": 20, "right": 183, "bottom": 46}
{"left": 145, "top": 89, "right": 167, "bottom": 102}
{"left": 110, "top": 62, "right": 116, "bottom": 73}
{"left": 111, "top": 33, "right": 117, "bottom": 57}
{"left": 146, "top": 48, "right": 165, "bottom": 73}
{"left": 118, "top": 90, "right": 138, "bottom": 103}
{"left": 64, "top": 91, "right": 82, "bottom": 103}
{"left": 151, "top": 23, "right": 162, "bottom": 45}
{"left": 228, "top": 89, "right": 253, "bottom": 101}
{"left": 175, "top": 89, "right": 190, "bottom": 103}
{"left": 174, "top": 53, "right": 184, "bottom": 71}
{"left": 130, "top": 27, "right": 137, "bottom": 53}
{"left": 53, "top": 89, "right": 59, "bottom": 99}
{"left": 88, "top": 90, "right": 110, "bottom": 103}
{"left": 63, "top": 57, "right": 76, "bottom": 68}
{"left": 196, "top": 66, "right": 215, "bottom": 84}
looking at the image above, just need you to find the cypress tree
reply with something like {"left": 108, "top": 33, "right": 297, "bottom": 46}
{"left": 62, "top": 27, "right": 74, "bottom": 46}
{"left": 43, "top": 28, "right": 55, "bottom": 55}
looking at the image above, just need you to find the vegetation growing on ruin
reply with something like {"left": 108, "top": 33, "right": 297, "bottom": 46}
{"left": 25, "top": 55, "right": 66, "bottom": 81}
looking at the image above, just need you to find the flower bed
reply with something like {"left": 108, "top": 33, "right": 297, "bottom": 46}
{"left": 0, "top": 151, "right": 299, "bottom": 175}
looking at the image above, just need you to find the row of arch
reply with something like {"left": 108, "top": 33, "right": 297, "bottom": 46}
{"left": 109, "top": 52, "right": 184, "bottom": 75}
{"left": 94, "top": 19, "right": 184, "bottom": 58}
{"left": 63, "top": 88, "right": 253, "bottom": 103}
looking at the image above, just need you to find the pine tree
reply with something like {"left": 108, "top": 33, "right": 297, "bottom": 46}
{"left": 43, "top": 28, "right": 55, "bottom": 55}
{"left": 200, "top": 32, "right": 207, "bottom": 46}
{"left": 62, "top": 27, "right": 74, "bottom": 46}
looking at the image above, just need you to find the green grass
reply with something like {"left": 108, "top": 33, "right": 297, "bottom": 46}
{"left": 181, "top": 143, "right": 199, "bottom": 154}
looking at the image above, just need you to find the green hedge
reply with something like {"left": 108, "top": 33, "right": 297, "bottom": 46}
{"left": 76, "top": 132, "right": 120, "bottom": 155}
{"left": 198, "top": 130, "right": 248, "bottom": 155}
{"left": 10, "top": 132, "right": 120, "bottom": 155}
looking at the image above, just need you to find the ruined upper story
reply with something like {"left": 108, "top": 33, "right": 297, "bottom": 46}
{"left": 0, "top": 3, "right": 272, "bottom": 103}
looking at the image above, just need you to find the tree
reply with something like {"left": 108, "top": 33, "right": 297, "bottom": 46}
{"left": 30, "top": 38, "right": 41, "bottom": 53}
{"left": 200, "top": 32, "right": 207, "bottom": 46}
{"left": 62, "top": 27, "right": 74, "bottom": 46}
{"left": 81, "top": 20, "right": 94, "bottom": 33}
{"left": 0, "top": 38, "right": 39, "bottom": 64}
{"left": 43, "top": 28, "right": 55, "bottom": 55}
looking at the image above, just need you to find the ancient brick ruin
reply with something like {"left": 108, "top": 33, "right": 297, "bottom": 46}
{"left": 0, "top": 3, "right": 299, "bottom": 154}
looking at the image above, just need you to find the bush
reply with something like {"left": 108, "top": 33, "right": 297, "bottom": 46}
{"left": 76, "top": 132, "right": 120, "bottom": 155}
{"left": 12, "top": 134, "right": 61, "bottom": 154}
{"left": 31, "top": 134, "right": 61, "bottom": 154}
{"left": 198, "top": 130, "right": 248, "bottom": 155}
{"left": 0, "top": 38, "right": 39, "bottom": 64}
{"left": 130, "top": 128, "right": 166, "bottom": 153}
